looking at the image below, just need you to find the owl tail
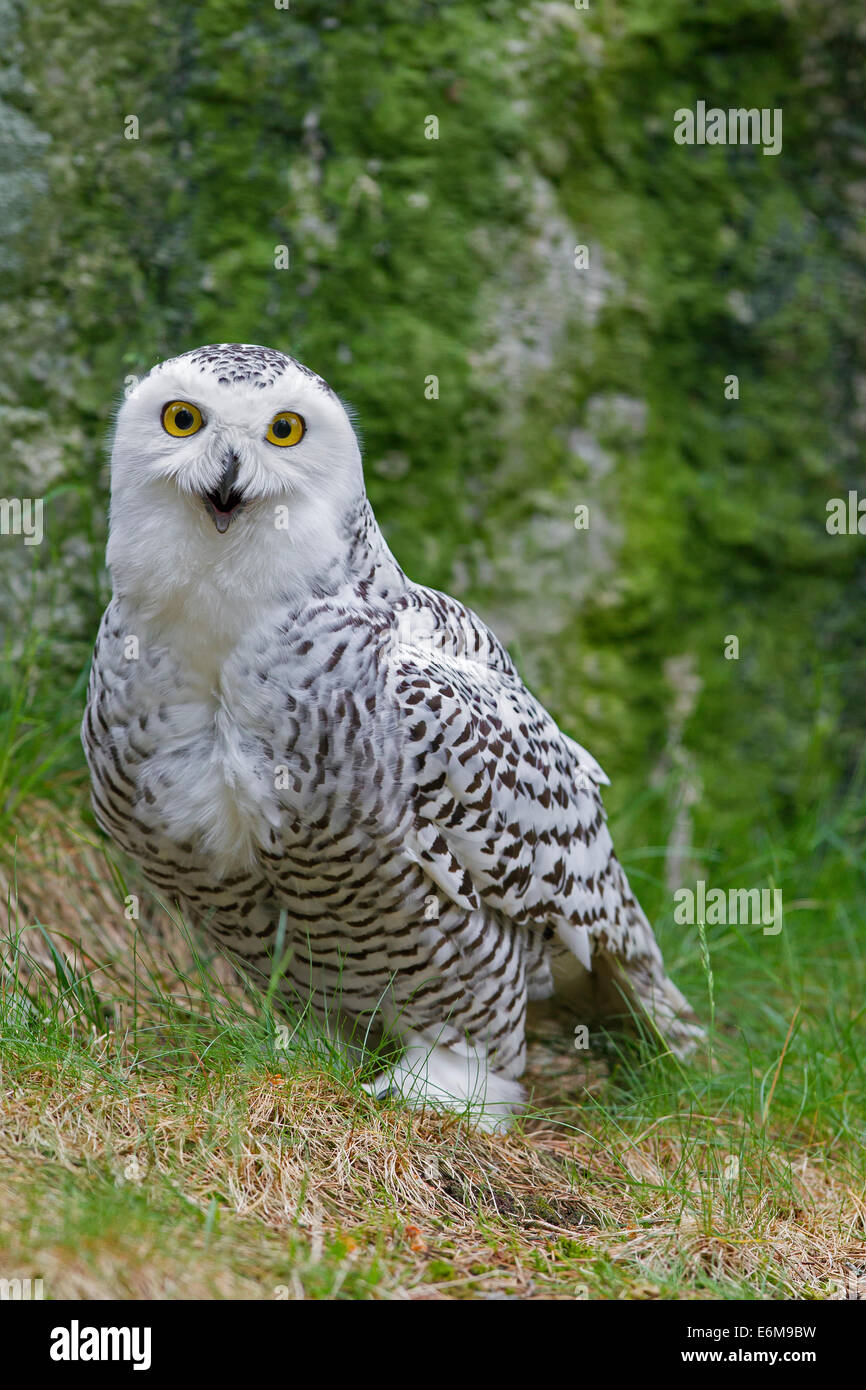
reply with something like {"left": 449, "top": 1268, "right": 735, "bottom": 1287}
{"left": 537, "top": 943, "right": 703, "bottom": 1060}
{"left": 605, "top": 869, "right": 705, "bottom": 1058}
{"left": 598, "top": 944, "right": 705, "bottom": 1059}
{"left": 533, "top": 881, "right": 704, "bottom": 1060}
{"left": 539, "top": 950, "right": 708, "bottom": 1056}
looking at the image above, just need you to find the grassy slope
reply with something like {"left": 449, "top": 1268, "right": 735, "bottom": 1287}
{"left": 1, "top": 737, "right": 864, "bottom": 1299}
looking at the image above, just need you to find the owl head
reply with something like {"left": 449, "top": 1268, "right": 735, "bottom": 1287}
{"left": 106, "top": 344, "right": 365, "bottom": 610}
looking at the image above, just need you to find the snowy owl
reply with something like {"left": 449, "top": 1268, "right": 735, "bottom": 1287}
{"left": 83, "top": 343, "right": 701, "bottom": 1130}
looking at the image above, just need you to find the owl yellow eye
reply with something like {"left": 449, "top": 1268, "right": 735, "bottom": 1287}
{"left": 161, "top": 401, "right": 204, "bottom": 437}
{"left": 266, "top": 411, "right": 305, "bottom": 447}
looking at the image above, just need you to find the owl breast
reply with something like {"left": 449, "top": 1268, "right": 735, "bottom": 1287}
{"left": 84, "top": 594, "right": 401, "bottom": 877}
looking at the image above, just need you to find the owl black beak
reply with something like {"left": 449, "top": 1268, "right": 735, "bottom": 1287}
{"left": 202, "top": 452, "right": 246, "bottom": 534}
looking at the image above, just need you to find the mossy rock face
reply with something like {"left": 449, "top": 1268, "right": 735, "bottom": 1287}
{"left": 1, "top": 0, "right": 864, "bottom": 930}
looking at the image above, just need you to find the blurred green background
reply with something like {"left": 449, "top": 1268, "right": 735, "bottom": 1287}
{"left": 1, "top": 0, "right": 864, "bottom": 948}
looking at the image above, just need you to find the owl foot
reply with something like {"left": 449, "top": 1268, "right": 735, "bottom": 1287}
{"left": 362, "top": 1031, "right": 525, "bottom": 1133}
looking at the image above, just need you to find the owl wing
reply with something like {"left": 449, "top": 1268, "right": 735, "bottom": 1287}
{"left": 388, "top": 586, "right": 654, "bottom": 972}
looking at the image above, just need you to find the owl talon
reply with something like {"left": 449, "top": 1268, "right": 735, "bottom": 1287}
{"left": 359, "top": 1034, "right": 525, "bottom": 1132}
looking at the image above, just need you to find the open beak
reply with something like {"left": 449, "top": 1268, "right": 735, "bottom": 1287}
{"left": 202, "top": 452, "right": 246, "bottom": 533}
